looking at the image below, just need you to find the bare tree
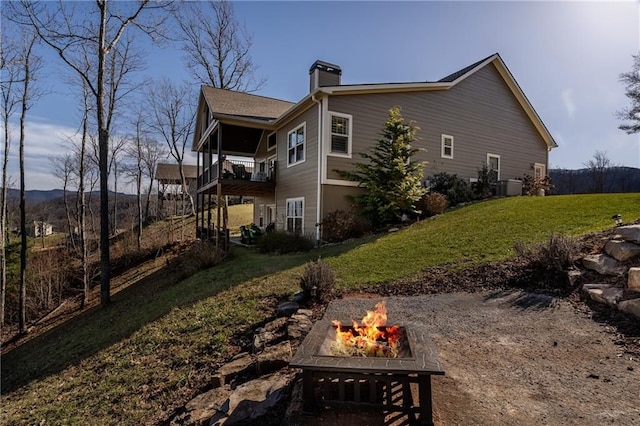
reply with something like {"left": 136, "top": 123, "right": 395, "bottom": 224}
{"left": 175, "top": 0, "right": 265, "bottom": 92}
{"left": 146, "top": 78, "right": 195, "bottom": 236}
{"left": 583, "top": 150, "right": 612, "bottom": 194}
{"left": 0, "top": 25, "right": 22, "bottom": 326}
{"left": 15, "top": 29, "right": 44, "bottom": 334}
{"left": 618, "top": 52, "right": 640, "bottom": 134}
{"left": 141, "top": 138, "right": 166, "bottom": 222}
{"left": 11, "top": 0, "right": 171, "bottom": 306}
{"left": 123, "top": 110, "right": 148, "bottom": 249}
{"left": 51, "top": 154, "right": 76, "bottom": 247}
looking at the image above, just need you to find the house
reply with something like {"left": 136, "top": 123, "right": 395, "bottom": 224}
{"left": 30, "top": 221, "right": 53, "bottom": 238}
{"left": 192, "top": 53, "right": 557, "bottom": 243}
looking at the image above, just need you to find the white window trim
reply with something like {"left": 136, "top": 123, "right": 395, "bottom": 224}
{"left": 285, "top": 197, "right": 304, "bottom": 234}
{"left": 487, "top": 153, "right": 501, "bottom": 181}
{"left": 267, "top": 131, "right": 277, "bottom": 152}
{"left": 327, "top": 111, "right": 353, "bottom": 158}
{"left": 441, "top": 134, "right": 454, "bottom": 159}
{"left": 534, "top": 162, "right": 546, "bottom": 178}
{"left": 287, "top": 122, "right": 306, "bottom": 168}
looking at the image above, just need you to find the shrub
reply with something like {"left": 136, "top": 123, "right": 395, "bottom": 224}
{"left": 256, "top": 230, "right": 314, "bottom": 254}
{"left": 299, "top": 258, "right": 335, "bottom": 303}
{"left": 428, "top": 172, "right": 474, "bottom": 205}
{"left": 168, "top": 241, "right": 224, "bottom": 279}
{"left": 321, "top": 209, "right": 371, "bottom": 243}
{"left": 420, "top": 192, "right": 449, "bottom": 216}
{"left": 522, "top": 174, "right": 554, "bottom": 196}
{"left": 474, "top": 163, "right": 496, "bottom": 198}
{"left": 514, "top": 234, "right": 578, "bottom": 271}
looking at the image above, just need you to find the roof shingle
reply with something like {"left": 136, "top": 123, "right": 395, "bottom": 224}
{"left": 201, "top": 86, "right": 294, "bottom": 120}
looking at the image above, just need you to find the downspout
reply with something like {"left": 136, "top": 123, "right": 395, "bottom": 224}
{"left": 312, "top": 94, "right": 322, "bottom": 246}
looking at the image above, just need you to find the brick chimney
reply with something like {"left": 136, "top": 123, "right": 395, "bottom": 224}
{"left": 309, "top": 60, "right": 342, "bottom": 92}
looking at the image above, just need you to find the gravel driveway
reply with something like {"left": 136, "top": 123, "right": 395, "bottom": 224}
{"left": 290, "top": 291, "right": 639, "bottom": 425}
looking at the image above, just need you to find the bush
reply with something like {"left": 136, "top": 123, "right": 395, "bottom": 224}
{"left": 514, "top": 234, "right": 578, "bottom": 271}
{"left": 168, "top": 241, "right": 225, "bottom": 279}
{"left": 420, "top": 192, "right": 449, "bottom": 216}
{"left": 474, "top": 163, "right": 496, "bottom": 198}
{"left": 522, "top": 174, "right": 554, "bottom": 196}
{"left": 428, "top": 172, "right": 474, "bottom": 205}
{"left": 321, "top": 209, "right": 371, "bottom": 243}
{"left": 299, "top": 258, "right": 335, "bottom": 303}
{"left": 256, "top": 230, "right": 314, "bottom": 254}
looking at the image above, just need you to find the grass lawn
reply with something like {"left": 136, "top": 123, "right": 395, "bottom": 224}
{"left": 1, "top": 193, "right": 638, "bottom": 424}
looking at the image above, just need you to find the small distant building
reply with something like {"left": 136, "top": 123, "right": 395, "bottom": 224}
{"left": 30, "top": 221, "right": 53, "bottom": 238}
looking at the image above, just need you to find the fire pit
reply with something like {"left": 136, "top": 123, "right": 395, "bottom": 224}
{"left": 290, "top": 301, "right": 444, "bottom": 426}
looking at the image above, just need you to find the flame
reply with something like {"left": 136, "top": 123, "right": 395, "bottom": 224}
{"left": 331, "top": 301, "right": 402, "bottom": 358}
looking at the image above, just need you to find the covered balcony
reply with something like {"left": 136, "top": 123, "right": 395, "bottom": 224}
{"left": 197, "top": 157, "right": 276, "bottom": 197}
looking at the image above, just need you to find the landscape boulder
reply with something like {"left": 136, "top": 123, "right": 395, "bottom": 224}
{"left": 628, "top": 267, "right": 640, "bottom": 293}
{"left": 256, "top": 341, "right": 292, "bottom": 373}
{"left": 618, "top": 298, "right": 640, "bottom": 320}
{"left": 616, "top": 224, "right": 640, "bottom": 244}
{"left": 582, "top": 254, "right": 626, "bottom": 277}
{"left": 252, "top": 317, "right": 288, "bottom": 351}
{"left": 170, "top": 386, "right": 232, "bottom": 426}
{"left": 277, "top": 301, "right": 299, "bottom": 317}
{"left": 604, "top": 240, "right": 640, "bottom": 262}
{"left": 287, "top": 313, "right": 313, "bottom": 339}
{"left": 582, "top": 284, "right": 625, "bottom": 307}
{"left": 209, "top": 371, "right": 295, "bottom": 425}
{"left": 216, "top": 353, "right": 254, "bottom": 386}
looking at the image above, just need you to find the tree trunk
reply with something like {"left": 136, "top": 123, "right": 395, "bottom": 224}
{"left": 97, "top": 2, "right": 111, "bottom": 306}
{"left": 1, "top": 107, "right": 8, "bottom": 326}
{"left": 18, "top": 66, "right": 29, "bottom": 335}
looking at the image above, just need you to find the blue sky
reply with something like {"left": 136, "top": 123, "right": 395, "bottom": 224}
{"left": 5, "top": 1, "right": 640, "bottom": 190}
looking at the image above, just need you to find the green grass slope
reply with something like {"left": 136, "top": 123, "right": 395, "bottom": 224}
{"left": 1, "top": 193, "right": 638, "bottom": 424}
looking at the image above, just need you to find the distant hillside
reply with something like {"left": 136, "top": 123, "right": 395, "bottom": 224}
{"left": 5, "top": 188, "right": 135, "bottom": 205}
{"left": 549, "top": 166, "right": 640, "bottom": 194}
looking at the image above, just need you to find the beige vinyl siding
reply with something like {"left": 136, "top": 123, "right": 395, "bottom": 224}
{"left": 326, "top": 63, "right": 548, "bottom": 183}
{"left": 254, "top": 195, "right": 276, "bottom": 226}
{"left": 274, "top": 105, "right": 318, "bottom": 235}
{"left": 321, "top": 184, "right": 366, "bottom": 218}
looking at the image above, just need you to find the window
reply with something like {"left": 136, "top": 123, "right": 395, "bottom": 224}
{"left": 534, "top": 163, "right": 546, "bottom": 179}
{"left": 287, "top": 123, "right": 305, "bottom": 166}
{"left": 441, "top": 134, "right": 454, "bottom": 159}
{"left": 487, "top": 153, "right": 500, "bottom": 181}
{"left": 267, "top": 132, "right": 276, "bottom": 151}
{"left": 286, "top": 198, "right": 304, "bottom": 234}
{"left": 329, "top": 112, "right": 352, "bottom": 155}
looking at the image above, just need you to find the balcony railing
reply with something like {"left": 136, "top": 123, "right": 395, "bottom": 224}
{"left": 198, "top": 159, "right": 276, "bottom": 189}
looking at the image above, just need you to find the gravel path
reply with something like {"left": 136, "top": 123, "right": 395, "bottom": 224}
{"left": 293, "top": 291, "right": 639, "bottom": 425}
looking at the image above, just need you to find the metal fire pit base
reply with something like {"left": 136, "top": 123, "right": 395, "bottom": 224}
{"left": 301, "top": 369, "right": 437, "bottom": 425}
{"left": 290, "top": 316, "right": 444, "bottom": 426}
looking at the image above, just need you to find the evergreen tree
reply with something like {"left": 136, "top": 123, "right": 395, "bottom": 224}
{"left": 618, "top": 52, "right": 640, "bottom": 134}
{"left": 339, "top": 106, "right": 426, "bottom": 226}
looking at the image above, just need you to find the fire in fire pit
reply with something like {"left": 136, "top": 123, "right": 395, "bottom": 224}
{"left": 328, "top": 301, "right": 407, "bottom": 358}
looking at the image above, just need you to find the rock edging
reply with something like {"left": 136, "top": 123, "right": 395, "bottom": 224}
{"left": 169, "top": 305, "right": 314, "bottom": 425}
{"left": 580, "top": 224, "right": 640, "bottom": 320}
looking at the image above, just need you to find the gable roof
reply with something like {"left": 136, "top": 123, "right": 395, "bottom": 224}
{"left": 155, "top": 163, "right": 198, "bottom": 184}
{"left": 195, "top": 53, "right": 557, "bottom": 151}
{"left": 201, "top": 86, "right": 294, "bottom": 121}
{"left": 317, "top": 53, "right": 557, "bottom": 150}
{"left": 437, "top": 54, "right": 496, "bottom": 82}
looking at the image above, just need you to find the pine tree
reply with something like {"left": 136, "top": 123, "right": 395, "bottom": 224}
{"left": 618, "top": 53, "right": 640, "bottom": 134}
{"left": 339, "top": 106, "right": 426, "bottom": 226}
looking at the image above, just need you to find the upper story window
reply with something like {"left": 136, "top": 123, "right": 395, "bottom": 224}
{"left": 329, "top": 112, "right": 352, "bottom": 156}
{"left": 287, "top": 123, "right": 305, "bottom": 166}
{"left": 267, "top": 132, "right": 276, "bottom": 151}
{"left": 441, "top": 134, "right": 454, "bottom": 159}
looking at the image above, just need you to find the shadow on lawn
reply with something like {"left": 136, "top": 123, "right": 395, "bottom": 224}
{"left": 0, "top": 241, "right": 364, "bottom": 395}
